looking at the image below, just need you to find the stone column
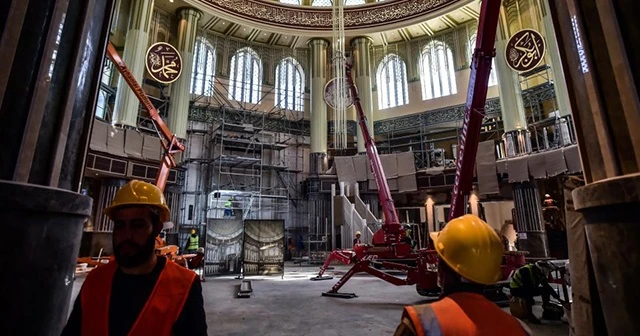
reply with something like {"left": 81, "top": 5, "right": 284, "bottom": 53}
{"left": 308, "top": 38, "right": 329, "bottom": 174}
{"left": 168, "top": 7, "right": 202, "bottom": 140}
{"left": 112, "top": 0, "right": 155, "bottom": 127}
{"left": 495, "top": 15, "right": 532, "bottom": 157}
{"left": 351, "top": 36, "right": 374, "bottom": 154}
{"left": 512, "top": 181, "right": 549, "bottom": 257}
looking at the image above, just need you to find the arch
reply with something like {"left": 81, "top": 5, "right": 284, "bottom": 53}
{"left": 468, "top": 33, "right": 498, "bottom": 86}
{"left": 229, "top": 47, "right": 263, "bottom": 104}
{"left": 279, "top": 0, "right": 300, "bottom": 4}
{"left": 191, "top": 36, "right": 216, "bottom": 96}
{"left": 275, "top": 57, "right": 305, "bottom": 111}
{"left": 376, "top": 53, "right": 409, "bottom": 109}
{"left": 420, "top": 40, "right": 457, "bottom": 100}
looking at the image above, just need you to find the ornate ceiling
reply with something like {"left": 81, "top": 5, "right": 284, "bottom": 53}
{"left": 156, "top": 0, "right": 481, "bottom": 48}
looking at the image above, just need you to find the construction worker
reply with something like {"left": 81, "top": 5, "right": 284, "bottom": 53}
{"left": 394, "top": 215, "right": 532, "bottom": 336}
{"left": 185, "top": 228, "right": 200, "bottom": 254}
{"left": 510, "top": 261, "right": 564, "bottom": 324}
{"left": 224, "top": 197, "right": 233, "bottom": 218}
{"left": 61, "top": 180, "right": 207, "bottom": 336}
{"left": 353, "top": 231, "right": 362, "bottom": 246}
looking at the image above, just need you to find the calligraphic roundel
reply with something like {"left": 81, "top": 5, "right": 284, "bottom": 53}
{"left": 145, "top": 42, "right": 183, "bottom": 84}
{"left": 505, "top": 29, "right": 546, "bottom": 73}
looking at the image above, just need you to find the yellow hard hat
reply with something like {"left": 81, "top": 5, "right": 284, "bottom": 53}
{"left": 191, "top": 229, "right": 196, "bottom": 234}
{"left": 429, "top": 214, "right": 503, "bottom": 285}
{"left": 355, "top": 231, "right": 362, "bottom": 236}
{"left": 104, "top": 180, "right": 170, "bottom": 223}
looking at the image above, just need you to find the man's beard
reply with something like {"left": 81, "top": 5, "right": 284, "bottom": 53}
{"left": 113, "top": 234, "right": 157, "bottom": 268}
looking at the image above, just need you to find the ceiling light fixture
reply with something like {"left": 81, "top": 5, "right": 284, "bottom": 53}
{"left": 169, "top": 0, "right": 174, "bottom": 2}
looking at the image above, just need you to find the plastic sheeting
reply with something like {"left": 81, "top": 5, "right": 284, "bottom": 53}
{"left": 476, "top": 140, "right": 499, "bottom": 195}
{"left": 334, "top": 156, "right": 357, "bottom": 184}
{"left": 142, "top": 134, "right": 162, "bottom": 161}
{"left": 90, "top": 120, "right": 109, "bottom": 153}
{"left": 124, "top": 129, "right": 144, "bottom": 159}
{"left": 508, "top": 156, "right": 531, "bottom": 183}
{"left": 527, "top": 152, "right": 548, "bottom": 179}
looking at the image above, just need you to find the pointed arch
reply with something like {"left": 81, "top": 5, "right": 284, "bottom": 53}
{"left": 420, "top": 40, "right": 457, "bottom": 100}
{"left": 275, "top": 57, "right": 305, "bottom": 111}
{"left": 229, "top": 47, "right": 263, "bottom": 104}
{"left": 376, "top": 54, "right": 409, "bottom": 109}
{"left": 191, "top": 36, "right": 216, "bottom": 96}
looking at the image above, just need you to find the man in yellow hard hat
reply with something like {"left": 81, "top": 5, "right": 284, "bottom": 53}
{"left": 185, "top": 228, "right": 200, "bottom": 254}
{"left": 353, "top": 231, "right": 362, "bottom": 246}
{"left": 62, "top": 180, "right": 207, "bottom": 335}
{"left": 394, "top": 215, "right": 532, "bottom": 336}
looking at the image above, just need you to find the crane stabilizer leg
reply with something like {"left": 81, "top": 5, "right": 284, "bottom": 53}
{"left": 448, "top": 0, "right": 503, "bottom": 220}
{"left": 310, "top": 249, "right": 354, "bottom": 281}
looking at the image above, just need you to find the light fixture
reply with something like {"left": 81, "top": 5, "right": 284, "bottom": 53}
{"left": 169, "top": 0, "right": 174, "bottom": 2}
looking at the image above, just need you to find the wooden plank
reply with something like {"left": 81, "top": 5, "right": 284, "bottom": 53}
{"left": 563, "top": 176, "right": 607, "bottom": 336}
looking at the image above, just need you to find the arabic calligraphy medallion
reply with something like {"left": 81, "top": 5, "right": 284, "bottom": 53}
{"left": 505, "top": 29, "right": 546, "bottom": 72}
{"left": 145, "top": 42, "right": 183, "bottom": 84}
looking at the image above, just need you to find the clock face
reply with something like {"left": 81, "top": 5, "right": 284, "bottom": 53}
{"left": 323, "top": 78, "right": 354, "bottom": 109}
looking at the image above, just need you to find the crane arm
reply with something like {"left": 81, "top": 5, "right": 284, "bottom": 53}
{"left": 345, "top": 65, "right": 401, "bottom": 235}
{"left": 449, "top": 0, "right": 503, "bottom": 220}
{"left": 105, "top": 42, "right": 184, "bottom": 192}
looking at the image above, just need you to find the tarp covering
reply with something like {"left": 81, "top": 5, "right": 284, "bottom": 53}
{"left": 106, "top": 128, "right": 126, "bottom": 157}
{"left": 508, "top": 156, "right": 530, "bottom": 183}
{"left": 334, "top": 156, "right": 357, "bottom": 184}
{"left": 124, "top": 129, "right": 144, "bottom": 159}
{"left": 142, "top": 134, "right": 162, "bottom": 161}
{"left": 563, "top": 145, "right": 582, "bottom": 174}
{"left": 527, "top": 152, "right": 547, "bottom": 179}
{"left": 90, "top": 120, "right": 109, "bottom": 153}
{"left": 476, "top": 140, "right": 499, "bottom": 195}
{"left": 545, "top": 149, "right": 568, "bottom": 177}
{"left": 243, "top": 220, "right": 284, "bottom": 276}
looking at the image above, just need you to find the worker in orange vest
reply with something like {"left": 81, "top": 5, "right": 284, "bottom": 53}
{"left": 61, "top": 180, "right": 207, "bottom": 336}
{"left": 394, "top": 215, "right": 532, "bottom": 336}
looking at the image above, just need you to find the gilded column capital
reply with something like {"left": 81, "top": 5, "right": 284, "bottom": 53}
{"left": 307, "top": 38, "right": 330, "bottom": 49}
{"left": 350, "top": 36, "right": 374, "bottom": 48}
{"left": 177, "top": 7, "right": 204, "bottom": 20}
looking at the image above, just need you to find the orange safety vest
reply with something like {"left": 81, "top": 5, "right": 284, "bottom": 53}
{"left": 403, "top": 292, "right": 531, "bottom": 336}
{"left": 80, "top": 258, "right": 196, "bottom": 336}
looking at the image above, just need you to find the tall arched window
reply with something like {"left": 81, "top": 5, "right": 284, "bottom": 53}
{"left": 376, "top": 54, "right": 409, "bottom": 109}
{"left": 275, "top": 57, "right": 304, "bottom": 111}
{"left": 420, "top": 40, "right": 457, "bottom": 100}
{"left": 229, "top": 47, "right": 262, "bottom": 104}
{"left": 468, "top": 33, "right": 498, "bottom": 86}
{"left": 280, "top": 0, "right": 300, "bottom": 4}
{"left": 191, "top": 37, "right": 216, "bottom": 96}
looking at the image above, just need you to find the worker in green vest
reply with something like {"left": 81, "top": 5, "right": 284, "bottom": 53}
{"left": 185, "top": 229, "right": 200, "bottom": 254}
{"left": 224, "top": 198, "right": 233, "bottom": 218}
{"left": 510, "top": 261, "right": 562, "bottom": 324}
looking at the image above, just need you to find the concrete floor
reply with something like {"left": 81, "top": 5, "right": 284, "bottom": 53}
{"left": 70, "top": 262, "right": 569, "bottom": 335}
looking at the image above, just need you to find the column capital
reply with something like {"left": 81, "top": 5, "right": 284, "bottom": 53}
{"left": 176, "top": 7, "right": 203, "bottom": 20}
{"left": 350, "top": 36, "right": 374, "bottom": 48}
{"left": 307, "top": 38, "right": 330, "bottom": 49}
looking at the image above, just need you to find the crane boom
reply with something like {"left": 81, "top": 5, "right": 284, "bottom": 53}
{"left": 345, "top": 65, "right": 401, "bottom": 236}
{"left": 105, "top": 42, "right": 184, "bottom": 192}
{"left": 449, "top": 0, "right": 502, "bottom": 220}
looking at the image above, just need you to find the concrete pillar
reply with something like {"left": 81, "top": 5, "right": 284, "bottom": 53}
{"left": 308, "top": 38, "right": 329, "bottom": 174}
{"left": 539, "top": 0, "right": 572, "bottom": 118}
{"left": 495, "top": 15, "right": 532, "bottom": 157}
{"left": 512, "top": 181, "right": 549, "bottom": 258}
{"left": 112, "top": 0, "right": 155, "bottom": 127}
{"left": 351, "top": 37, "right": 374, "bottom": 154}
{"left": 167, "top": 7, "right": 202, "bottom": 140}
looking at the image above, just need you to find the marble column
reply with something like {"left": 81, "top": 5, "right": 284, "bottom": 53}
{"left": 112, "top": 0, "right": 155, "bottom": 127}
{"left": 512, "top": 181, "right": 549, "bottom": 258}
{"left": 495, "top": 16, "right": 532, "bottom": 157}
{"left": 351, "top": 37, "right": 374, "bottom": 154}
{"left": 168, "top": 7, "right": 202, "bottom": 140}
{"left": 308, "top": 38, "right": 329, "bottom": 174}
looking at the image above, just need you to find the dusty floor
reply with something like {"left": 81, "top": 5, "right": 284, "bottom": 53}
{"left": 71, "top": 262, "right": 569, "bottom": 335}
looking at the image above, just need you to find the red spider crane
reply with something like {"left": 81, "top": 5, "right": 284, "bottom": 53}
{"left": 312, "top": 0, "right": 504, "bottom": 298}
{"left": 105, "top": 42, "right": 184, "bottom": 192}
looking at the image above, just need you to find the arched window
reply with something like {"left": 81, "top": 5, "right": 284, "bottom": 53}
{"left": 376, "top": 54, "right": 409, "bottom": 109}
{"left": 191, "top": 37, "right": 216, "bottom": 96}
{"left": 311, "top": 0, "right": 332, "bottom": 6}
{"left": 468, "top": 33, "right": 498, "bottom": 86}
{"left": 344, "top": 0, "right": 365, "bottom": 5}
{"left": 229, "top": 47, "right": 262, "bottom": 104}
{"left": 420, "top": 41, "right": 457, "bottom": 100}
{"left": 275, "top": 57, "right": 305, "bottom": 111}
{"left": 280, "top": 0, "right": 300, "bottom": 4}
